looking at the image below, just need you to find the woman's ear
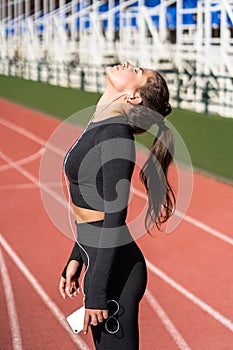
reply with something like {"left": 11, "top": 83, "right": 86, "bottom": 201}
{"left": 127, "top": 93, "right": 143, "bottom": 105}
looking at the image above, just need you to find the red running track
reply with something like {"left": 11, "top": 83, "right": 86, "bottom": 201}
{"left": 0, "top": 98, "right": 233, "bottom": 350}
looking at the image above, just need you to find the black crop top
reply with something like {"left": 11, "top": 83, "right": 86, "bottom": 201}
{"left": 64, "top": 115, "right": 135, "bottom": 211}
{"left": 62, "top": 116, "right": 136, "bottom": 309}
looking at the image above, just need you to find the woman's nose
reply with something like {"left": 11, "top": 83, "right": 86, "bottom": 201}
{"left": 123, "top": 61, "right": 135, "bottom": 70}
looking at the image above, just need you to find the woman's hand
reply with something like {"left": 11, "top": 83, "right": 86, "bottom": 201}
{"left": 83, "top": 309, "right": 108, "bottom": 334}
{"left": 59, "top": 260, "right": 81, "bottom": 299}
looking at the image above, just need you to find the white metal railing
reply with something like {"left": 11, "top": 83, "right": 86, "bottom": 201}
{"left": 0, "top": 0, "right": 233, "bottom": 117}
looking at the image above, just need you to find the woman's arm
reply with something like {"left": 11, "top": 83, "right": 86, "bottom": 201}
{"left": 85, "top": 123, "right": 135, "bottom": 310}
{"left": 61, "top": 241, "right": 84, "bottom": 279}
{"left": 59, "top": 260, "right": 81, "bottom": 299}
{"left": 59, "top": 242, "right": 84, "bottom": 299}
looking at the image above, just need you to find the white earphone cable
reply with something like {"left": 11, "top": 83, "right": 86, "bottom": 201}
{"left": 63, "top": 92, "right": 130, "bottom": 310}
{"left": 63, "top": 171, "right": 90, "bottom": 297}
{"left": 64, "top": 175, "right": 120, "bottom": 328}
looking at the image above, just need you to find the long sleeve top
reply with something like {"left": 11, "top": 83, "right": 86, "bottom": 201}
{"left": 62, "top": 115, "right": 135, "bottom": 309}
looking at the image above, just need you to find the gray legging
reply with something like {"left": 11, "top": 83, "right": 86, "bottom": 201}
{"left": 76, "top": 220, "right": 148, "bottom": 350}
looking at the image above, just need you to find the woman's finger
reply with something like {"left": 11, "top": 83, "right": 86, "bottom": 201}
{"left": 83, "top": 309, "right": 108, "bottom": 334}
{"left": 71, "top": 279, "right": 80, "bottom": 295}
{"left": 102, "top": 310, "right": 109, "bottom": 319}
{"left": 65, "top": 276, "right": 75, "bottom": 298}
{"left": 83, "top": 311, "right": 91, "bottom": 334}
{"left": 97, "top": 312, "right": 104, "bottom": 323}
{"left": 58, "top": 277, "right": 67, "bottom": 299}
{"left": 90, "top": 312, "right": 98, "bottom": 327}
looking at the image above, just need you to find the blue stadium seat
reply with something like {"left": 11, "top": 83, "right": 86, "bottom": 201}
{"left": 211, "top": 5, "right": 232, "bottom": 27}
{"left": 74, "top": 2, "right": 94, "bottom": 30}
{"left": 76, "top": 2, "right": 90, "bottom": 30}
{"left": 145, "top": 0, "right": 160, "bottom": 27}
{"left": 151, "top": 14, "right": 159, "bottom": 27}
{"left": 129, "top": 9, "right": 138, "bottom": 27}
{"left": 183, "top": 0, "right": 198, "bottom": 8}
{"left": 81, "top": 1, "right": 121, "bottom": 31}
{"left": 99, "top": 1, "right": 120, "bottom": 30}
{"left": 99, "top": 2, "right": 109, "bottom": 29}
{"left": 227, "top": 16, "right": 233, "bottom": 26}
{"left": 113, "top": 1, "right": 138, "bottom": 28}
{"left": 6, "top": 27, "right": 15, "bottom": 36}
{"left": 37, "top": 23, "right": 44, "bottom": 34}
{"left": 114, "top": 10, "right": 120, "bottom": 30}
{"left": 182, "top": 0, "right": 198, "bottom": 25}
{"left": 166, "top": 6, "right": 176, "bottom": 29}
{"left": 212, "top": 10, "right": 220, "bottom": 27}
{"left": 145, "top": 0, "right": 160, "bottom": 7}
{"left": 227, "top": 7, "right": 233, "bottom": 25}
{"left": 37, "top": 13, "right": 44, "bottom": 34}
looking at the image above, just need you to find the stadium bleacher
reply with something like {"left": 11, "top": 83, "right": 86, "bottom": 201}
{"left": 1, "top": 0, "right": 232, "bottom": 118}
{"left": 5, "top": 0, "right": 232, "bottom": 38}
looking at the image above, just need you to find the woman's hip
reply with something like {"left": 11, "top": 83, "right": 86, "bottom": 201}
{"left": 107, "top": 242, "right": 147, "bottom": 302}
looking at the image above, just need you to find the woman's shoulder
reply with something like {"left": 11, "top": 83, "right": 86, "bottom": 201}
{"left": 91, "top": 116, "right": 134, "bottom": 141}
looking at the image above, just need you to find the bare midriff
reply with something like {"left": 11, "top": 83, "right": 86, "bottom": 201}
{"left": 72, "top": 203, "right": 105, "bottom": 223}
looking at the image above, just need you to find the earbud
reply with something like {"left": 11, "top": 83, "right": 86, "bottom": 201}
{"left": 102, "top": 92, "right": 135, "bottom": 110}
{"left": 121, "top": 92, "right": 134, "bottom": 99}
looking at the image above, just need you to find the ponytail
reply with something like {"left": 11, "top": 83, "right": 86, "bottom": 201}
{"left": 133, "top": 70, "right": 176, "bottom": 232}
{"left": 139, "top": 125, "right": 176, "bottom": 232}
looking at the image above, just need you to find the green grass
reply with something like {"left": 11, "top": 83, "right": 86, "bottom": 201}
{"left": 0, "top": 75, "right": 101, "bottom": 119}
{"left": 1, "top": 75, "right": 233, "bottom": 181}
{"left": 168, "top": 109, "right": 233, "bottom": 181}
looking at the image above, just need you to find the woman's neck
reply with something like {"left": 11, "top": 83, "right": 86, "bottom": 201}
{"left": 92, "top": 91, "right": 128, "bottom": 122}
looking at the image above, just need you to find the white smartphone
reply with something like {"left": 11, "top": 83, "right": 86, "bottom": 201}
{"left": 66, "top": 306, "right": 85, "bottom": 334}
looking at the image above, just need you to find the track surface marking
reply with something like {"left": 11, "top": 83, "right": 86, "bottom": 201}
{"left": 1, "top": 98, "right": 233, "bottom": 349}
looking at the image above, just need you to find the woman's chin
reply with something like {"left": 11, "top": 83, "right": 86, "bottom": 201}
{"left": 105, "top": 66, "right": 112, "bottom": 74}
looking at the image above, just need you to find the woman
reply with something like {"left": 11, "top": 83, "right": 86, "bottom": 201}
{"left": 59, "top": 61, "right": 175, "bottom": 349}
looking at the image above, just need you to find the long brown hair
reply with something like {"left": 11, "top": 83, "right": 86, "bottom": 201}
{"left": 127, "top": 71, "right": 176, "bottom": 232}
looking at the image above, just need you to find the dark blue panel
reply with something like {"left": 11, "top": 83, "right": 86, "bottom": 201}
{"left": 99, "top": 2, "right": 109, "bottom": 13}
{"left": 166, "top": 6, "right": 176, "bottom": 29}
{"left": 151, "top": 15, "right": 159, "bottom": 27}
{"left": 212, "top": 10, "right": 220, "bottom": 27}
{"left": 99, "top": 2, "right": 109, "bottom": 29}
{"left": 145, "top": 0, "right": 160, "bottom": 7}
{"left": 227, "top": 7, "right": 233, "bottom": 25}
{"left": 183, "top": 0, "right": 198, "bottom": 8}
{"left": 37, "top": 23, "right": 44, "bottom": 33}
{"left": 114, "top": 10, "right": 120, "bottom": 29}
{"left": 182, "top": 0, "right": 197, "bottom": 24}
{"left": 131, "top": 10, "right": 138, "bottom": 27}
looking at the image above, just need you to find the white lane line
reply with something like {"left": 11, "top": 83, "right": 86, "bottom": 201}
{"left": 1, "top": 116, "right": 232, "bottom": 248}
{"left": 0, "top": 234, "right": 91, "bottom": 350}
{"left": 2, "top": 149, "right": 233, "bottom": 335}
{"left": 1, "top": 150, "right": 191, "bottom": 350}
{"left": 132, "top": 187, "right": 233, "bottom": 247}
{"left": 175, "top": 210, "right": 233, "bottom": 247}
{"left": 0, "top": 146, "right": 192, "bottom": 350}
{"left": 0, "top": 148, "right": 44, "bottom": 172}
{"left": 0, "top": 151, "right": 66, "bottom": 208}
{"left": 0, "top": 117, "right": 65, "bottom": 156}
{"left": 0, "top": 248, "right": 23, "bottom": 350}
{"left": 146, "top": 259, "right": 233, "bottom": 333}
{"left": 145, "top": 289, "right": 191, "bottom": 350}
